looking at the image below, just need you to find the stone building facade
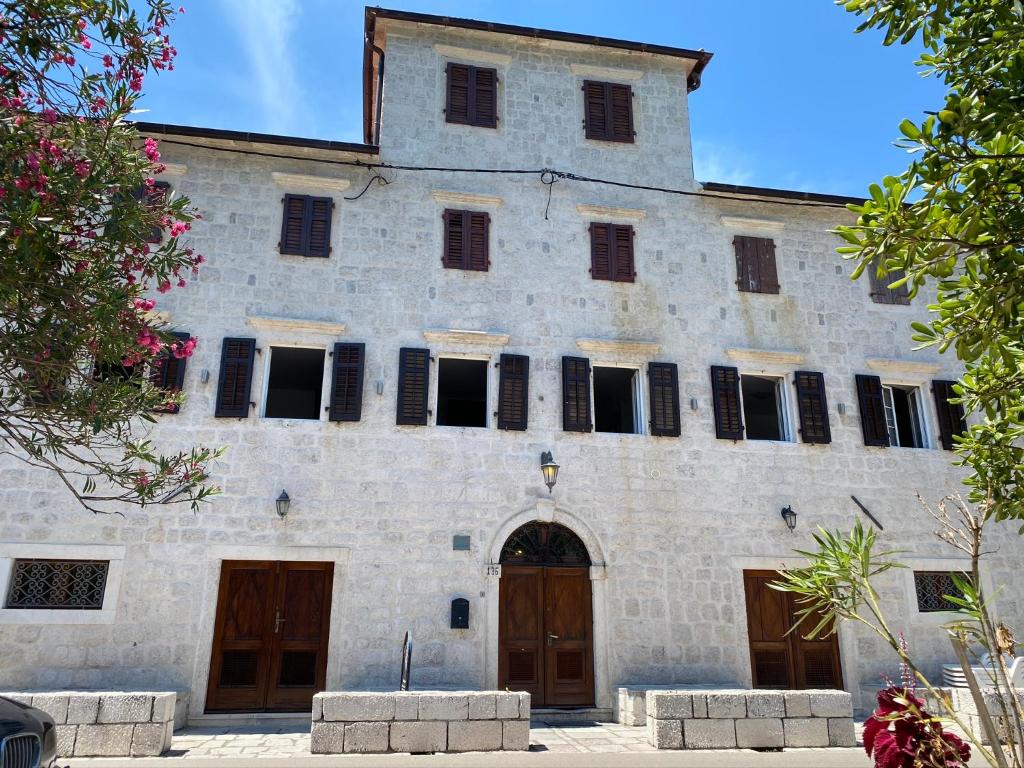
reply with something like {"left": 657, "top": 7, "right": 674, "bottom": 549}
{"left": 1, "top": 7, "right": 1021, "bottom": 720}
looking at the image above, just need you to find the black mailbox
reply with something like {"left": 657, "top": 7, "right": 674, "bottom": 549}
{"left": 450, "top": 598, "right": 469, "bottom": 629}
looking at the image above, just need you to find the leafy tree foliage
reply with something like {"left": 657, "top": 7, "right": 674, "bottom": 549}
{"left": 0, "top": 0, "right": 219, "bottom": 512}
{"left": 836, "top": 0, "right": 1024, "bottom": 520}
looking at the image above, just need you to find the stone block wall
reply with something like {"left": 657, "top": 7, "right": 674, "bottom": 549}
{"left": 949, "top": 687, "right": 1024, "bottom": 745}
{"left": 311, "top": 691, "right": 530, "bottom": 753}
{"left": 645, "top": 689, "right": 855, "bottom": 750}
{"left": 0, "top": 691, "right": 176, "bottom": 757}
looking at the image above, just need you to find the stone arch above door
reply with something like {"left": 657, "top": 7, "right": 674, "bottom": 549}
{"left": 487, "top": 499, "right": 606, "bottom": 569}
{"left": 500, "top": 521, "right": 591, "bottom": 566}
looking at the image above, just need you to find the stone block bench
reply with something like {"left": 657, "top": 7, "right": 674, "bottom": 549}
{"left": 616, "top": 684, "right": 744, "bottom": 726}
{"left": 312, "top": 691, "right": 530, "bottom": 754}
{"left": 646, "top": 689, "right": 855, "bottom": 750}
{"left": 0, "top": 691, "right": 176, "bottom": 757}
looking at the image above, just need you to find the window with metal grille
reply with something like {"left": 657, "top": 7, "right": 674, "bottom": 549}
{"left": 914, "top": 571, "right": 966, "bottom": 612}
{"left": 5, "top": 559, "right": 109, "bottom": 609}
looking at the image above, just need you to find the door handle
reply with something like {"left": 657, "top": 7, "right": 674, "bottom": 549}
{"left": 274, "top": 610, "right": 286, "bottom": 634}
{"left": 547, "top": 633, "right": 559, "bottom": 645}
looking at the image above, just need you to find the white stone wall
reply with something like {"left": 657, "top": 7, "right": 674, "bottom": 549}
{"left": 1, "top": 22, "right": 1022, "bottom": 718}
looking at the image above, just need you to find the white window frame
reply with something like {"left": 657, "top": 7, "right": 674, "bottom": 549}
{"left": 0, "top": 543, "right": 125, "bottom": 625}
{"left": 881, "top": 382, "right": 929, "bottom": 449}
{"left": 259, "top": 343, "right": 330, "bottom": 422}
{"left": 431, "top": 352, "right": 493, "bottom": 429}
{"left": 590, "top": 361, "right": 645, "bottom": 436}
{"left": 738, "top": 372, "right": 793, "bottom": 443}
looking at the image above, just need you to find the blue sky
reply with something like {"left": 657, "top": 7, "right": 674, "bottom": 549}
{"left": 136, "top": 0, "right": 943, "bottom": 197}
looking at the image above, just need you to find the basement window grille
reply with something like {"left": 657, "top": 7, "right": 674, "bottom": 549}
{"left": 5, "top": 559, "right": 109, "bottom": 610}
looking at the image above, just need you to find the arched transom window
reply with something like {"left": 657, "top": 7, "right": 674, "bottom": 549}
{"left": 499, "top": 522, "right": 591, "bottom": 566}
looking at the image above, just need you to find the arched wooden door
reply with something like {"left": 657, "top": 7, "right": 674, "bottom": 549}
{"left": 498, "top": 523, "right": 594, "bottom": 708}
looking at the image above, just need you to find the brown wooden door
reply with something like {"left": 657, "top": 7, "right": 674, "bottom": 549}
{"left": 499, "top": 565, "right": 593, "bottom": 708}
{"left": 207, "top": 560, "right": 333, "bottom": 712}
{"left": 743, "top": 570, "right": 843, "bottom": 690}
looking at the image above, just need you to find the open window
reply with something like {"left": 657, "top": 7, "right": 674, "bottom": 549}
{"left": 264, "top": 347, "right": 325, "bottom": 420}
{"left": 436, "top": 358, "right": 487, "bottom": 428}
{"left": 882, "top": 384, "right": 926, "bottom": 448}
{"left": 593, "top": 366, "right": 641, "bottom": 434}
{"left": 740, "top": 374, "right": 789, "bottom": 441}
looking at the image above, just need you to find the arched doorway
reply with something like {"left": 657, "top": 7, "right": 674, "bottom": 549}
{"left": 498, "top": 522, "right": 594, "bottom": 708}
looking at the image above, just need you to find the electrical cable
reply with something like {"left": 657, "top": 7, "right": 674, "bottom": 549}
{"left": 153, "top": 137, "right": 857, "bottom": 210}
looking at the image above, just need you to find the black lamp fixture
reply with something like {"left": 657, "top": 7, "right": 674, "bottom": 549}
{"left": 540, "top": 452, "right": 560, "bottom": 493}
{"left": 276, "top": 490, "right": 291, "bottom": 519}
{"left": 780, "top": 505, "right": 797, "bottom": 532}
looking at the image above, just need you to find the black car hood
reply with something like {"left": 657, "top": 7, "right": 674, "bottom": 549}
{"left": 0, "top": 696, "right": 46, "bottom": 736}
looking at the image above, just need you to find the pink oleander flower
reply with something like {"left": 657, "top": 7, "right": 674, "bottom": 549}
{"left": 157, "top": 279, "right": 171, "bottom": 293}
{"left": 144, "top": 137, "right": 160, "bottom": 163}
{"left": 102, "top": 54, "right": 113, "bottom": 68}
{"left": 74, "top": 160, "right": 90, "bottom": 178}
{"left": 25, "top": 153, "right": 40, "bottom": 171}
{"left": 133, "top": 298, "right": 157, "bottom": 312}
{"left": 74, "top": 260, "right": 89, "bottom": 273}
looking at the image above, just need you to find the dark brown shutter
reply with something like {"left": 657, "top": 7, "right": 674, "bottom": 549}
{"left": 562, "top": 356, "right": 592, "bottom": 432}
{"left": 445, "top": 62, "right": 470, "bottom": 124}
{"left": 132, "top": 181, "right": 170, "bottom": 243}
{"left": 711, "top": 365, "right": 744, "bottom": 440}
{"left": 648, "top": 362, "right": 681, "bottom": 437}
{"left": 794, "top": 371, "right": 830, "bottom": 444}
{"left": 468, "top": 211, "right": 489, "bottom": 270}
{"left": 215, "top": 337, "right": 256, "bottom": 418}
{"left": 307, "top": 197, "right": 333, "bottom": 257}
{"left": 583, "top": 81, "right": 607, "bottom": 140}
{"left": 280, "top": 194, "right": 308, "bottom": 255}
{"left": 443, "top": 210, "right": 488, "bottom": 271}
{"left": 612, "top": 224, "right": 636, "bottom": 282}
{"left": 471, "top": 66, "right": 498, "bottom": 127}
{"left": 443, "top": 209, "right": 464, "bottom": 268}
{"left": 590, "top": 223, "right": 611, "bottom": 280}
{"left": 396, "top": 347, "right": 430, "bottom": 426}
{"left": 855, "top": 374, "right": 889, "bottom": 446}
{"left": 868, "top": 258, "right": 911, "bottom": 305}
{"left": 497, "top": 353, "right": 529, "bottom": 431}
{"left": 735, "top": 236, "right": 778, "bottom": 294}
{"left": 583, "top": 81, "right": 633, "bottom": 143}
{"left": 150, "top": 331, "right": 191, "bottom": 414}
{"left": 328, "top": 342, "right": 365, "bottom": 422}
{"left": 932, "top": 379, "right": 966, "bottom": 450}
{"left": 609, "top": 83, "right": 634, "bottom": 142}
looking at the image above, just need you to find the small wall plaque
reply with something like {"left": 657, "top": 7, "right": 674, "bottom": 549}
{"left": 452, "top": 535, "right": 471, "bottom": 551}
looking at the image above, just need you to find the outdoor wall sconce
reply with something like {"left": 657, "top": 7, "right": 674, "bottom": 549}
{"left": 780, "top": 505, "right": 797, "bottom": 532}
{"left": 540, "top": 452, "right": 560, "bottom": 493}
{"left": 276, "top": 490, "right": 291, "bottom": 519}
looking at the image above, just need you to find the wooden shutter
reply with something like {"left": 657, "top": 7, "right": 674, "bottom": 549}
{"left": 396, "top": 347, "right": 430, "bottom": 426}
{"left": 794, "top": 371, "right": 830, "bottom": 444}
{"left": 307, "top": 197, "right": 333, "bottom": 257}
{"left": 735, "top": 236, "right": 779, "bottom": 294}
{"left": 497, "top": 354, "right": 529, "bottom": 431}
{"left": 279, "top": 194, "right": 309, "bottom": 255}
{"left": 868, "top": 258, "right": 911, "bottom": 305}
{"left": 445, "top": 62, "right": 470, "bottom": 124}
{"left": 855, "top": 374, "right": 889, "bottom": 446}
{"left": 711, "top": 365, "right": 744, "bottom": 440}
{"left": 562, "top": 356, "right": 592, "bottom": 432}
{"left": 471, "top": 66, "right": 498, "bottom": 127}
{"left": 150, "top": 331, "right": 191, "bottom": 414}
{"left": 443, "top": 210, "right": 489, "bottom": 271}
{"left": 589, "top": 222, "right": 611, "bottom": 280}
{"left": 583, "top": 81, "right": 633, "bottom": 143}
{"left": 612, "top": 224, "right": 635, "bottom": 282}
{"left": 328, "top": 342, "right": 365, "bottom": 422}
{"left": 932, "top": 379, "right": 966, "bottom": 451}
{"left": 132, "top": 181, "right": 170, "bottom": 243}
{"left": 648, "top": 362, "right": 681, "bottom": 437}
{"left": 215, "top": 337, "right": 256, "bottom": 418}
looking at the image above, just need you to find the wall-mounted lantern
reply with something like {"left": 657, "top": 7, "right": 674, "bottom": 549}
{"left": 540, "top": 452, "right": 559, "bottom": 493}
{"left": 276, "top": 490, "right": 291, "bottom": 519}
{"left": 780, "top": 505, "right": 797, "bottom": 532}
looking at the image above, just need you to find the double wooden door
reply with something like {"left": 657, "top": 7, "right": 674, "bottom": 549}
{"left": 744, "top": 570, "right": 843, "bottom": 689}
{"left": 206, "top": 560, "right": 334, "bottom": 712}
{"left": 498, "top": 565, "right": 594, "bottom": 708}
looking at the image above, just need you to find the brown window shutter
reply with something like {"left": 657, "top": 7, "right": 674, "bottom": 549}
{"left": 442, "top": 209, "right": 464, "bottom": 268}
{"left": 794, "top": 371, "right": 830, "bottom": 444}
{"left": 932, "top": 379, "right": 966, "bottom": 450}
{"left": 140, "top": 181, "right": 171, "bottom": 243}
{"left": 735, "top": 235, "right": 778, "bottom": 294}
{"left": 396, "top": 347, "right": 430, "bottom": 426}
{"left": 710, "top": 365, "right": 744, "bottom": 439}
{"left": 855, "top": 374, "right": 889, "bottom": 446}
{"left": 757, "top": 238, "right": 779, "bottom": 294}
{"left": 471, "top": 66, "right": 498, "bottom": 127}
{"left": 562, "top": 356, "right": 592, "bottom": 432}
{"left": 280, "top": 194, "right": 309, "bottom": 255}
{"left": 589, "top": 222, "right": 611, "bottom": 280}
{"left": 648, "top": 362, "right": 681, "bottom": 437}
{"left": 612, "top": 224, "right": 636, "bottom": 282}
{"left": 497, "top": 353, "right": 529, "bottom": 431}
{"left": 329, "top": 342, "right": 365, "bottom": 422}
{"left": 150, "top": 331, "right": 191, "bottom": 414}
{"left": 468, "top": 211, "right": 490, "bottom": 270}
{"left": 215, "top": 337, "right": 256, "bottom": 418}
{"left": 446, "top": 62, "right": 470, "bottom": 124}
{"left": 868, "top": 258, "right": 911, "bottom": 305}
{"left": 307, "top": 197, "right": 333, "bottom": 257}
{"left": 608, "top": 83, "right": 634, "bottom": 142}
{"left": 583, "top": 80, "right": 607, "bottom": 140}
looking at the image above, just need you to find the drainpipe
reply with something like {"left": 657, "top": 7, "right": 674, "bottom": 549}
{"left": 365, "top": 33, "right": 385, "bottom": 147}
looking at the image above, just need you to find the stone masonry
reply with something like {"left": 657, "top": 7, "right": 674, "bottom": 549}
{"left": 311, "top": 691, "right": 530, "bottom": 753}
{"left": 645, "top": 689, "right": 855, "bottom": 749}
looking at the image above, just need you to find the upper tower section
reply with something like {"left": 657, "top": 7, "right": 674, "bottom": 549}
{"left": 363, "top": 8, "right": 711, "bottom": 187}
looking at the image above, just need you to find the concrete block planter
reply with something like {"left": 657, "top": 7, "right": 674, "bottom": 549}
{"left": 645, "top": 689, "right": 855, "bottom": 750}
{"left": 0, "top": 691, "right": 176, "bottom": 757}
{"left": 312, "top": 691, "right": 530, "bottom": 754}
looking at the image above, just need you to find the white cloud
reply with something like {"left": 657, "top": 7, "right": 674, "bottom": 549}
{"left": 691, "top": 140, "right": 755, "bottom": 186}
{"left": 219, "top": 0, "right": 307, "bottom": 135}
